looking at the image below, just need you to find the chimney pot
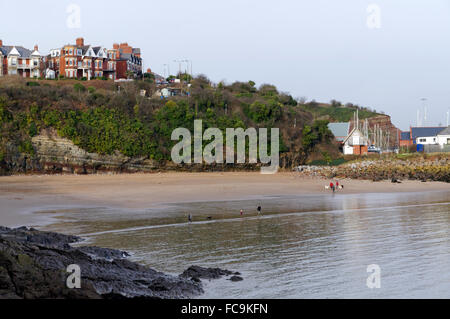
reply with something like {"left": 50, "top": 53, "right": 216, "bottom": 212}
{"left": 34, "top": 45, "right": 39, "bottom": 51}
{"left": 76, "top": 37, "right": 84, "bottom": 47}
{"left": 0, "top": 39, "right": 3, "bottom": 47}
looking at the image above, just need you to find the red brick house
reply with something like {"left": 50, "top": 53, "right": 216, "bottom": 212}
{"left": 47, "top": 38, "right": 142, "bottom": 80}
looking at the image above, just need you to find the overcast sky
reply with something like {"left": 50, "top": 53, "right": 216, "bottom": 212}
{"left": 1, "top": 0, "right": 450, "bottom": 130}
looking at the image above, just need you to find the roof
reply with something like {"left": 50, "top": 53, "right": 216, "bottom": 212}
{"left": 328, "top": 122, "right": 350, "bottom": 142}
{"left": 0, "top": 46, "right": 33, "bottom": 58}
{"left": 343, "top": 127, "right": 368, "bottom": 145}
{"left": 400, "top": 131, "right": 411, "bottom": 140}
{"left": 438, "top": 126, "right": 450, "bottom": 136}
{"left": 411, "top": 127, "right": 446, "bottom": 139}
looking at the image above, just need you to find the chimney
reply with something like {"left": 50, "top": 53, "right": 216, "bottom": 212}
{"left": 119, "top": 43, "right": 132, "bottom": 54}
{"left": 76, "top": 37, "right": 84, "bottom": 47}
{"left": 0, "top": 40, "right": 3, "bottom": 47}
{"left": 113, "top": 43, "right": 119, "bottom": 50}
{"left": 34, "top": 45, "right": 39, "bottom": 51}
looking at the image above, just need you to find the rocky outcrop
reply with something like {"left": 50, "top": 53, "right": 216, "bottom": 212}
{"left": 180, "top": 266, "right": 241, "bottom": 281}
{"left": 30, "top": 130, "right": 159, "bottom": 174}
{"left": 296, "top": 157, "right": 450, "bottom": 183}
{"left": 0, "top": 227, "right": 242, "bottom": 299}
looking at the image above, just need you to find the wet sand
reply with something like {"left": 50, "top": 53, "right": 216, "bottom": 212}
{"left": 0, "top": 172, "right": 448, "bottom": 227}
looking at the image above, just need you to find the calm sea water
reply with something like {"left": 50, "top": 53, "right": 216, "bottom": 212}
{"left": 38, "top": 190, "right": 450, "bottom": 298}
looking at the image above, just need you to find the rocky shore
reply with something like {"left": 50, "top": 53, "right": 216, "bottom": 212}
{"left": 297, "top": 157, "right": 450, "bottom": 183}
{"left": 0, "top": 226, "right": 241, "bottom": 299}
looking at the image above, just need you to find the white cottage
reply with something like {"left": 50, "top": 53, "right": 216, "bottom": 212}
{"left": 437, "top": 127, "right": 450, "bottom": 148}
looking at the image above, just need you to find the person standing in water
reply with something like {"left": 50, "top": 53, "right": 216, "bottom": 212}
{"left": 257, "top": 205, "right": 262, "bottom": 215}
{"left": 188, "top": 214, "right": 192, "bottom": 223}
{"left": 240, "top": 209, "right": 244, "bottom": 216}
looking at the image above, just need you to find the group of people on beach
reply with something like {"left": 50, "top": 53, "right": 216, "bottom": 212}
{"left": 328, "top": 180, "right": 344, "bottom": 193}
{"left": 188, "top": 205, "right": 262, "bottom": 223}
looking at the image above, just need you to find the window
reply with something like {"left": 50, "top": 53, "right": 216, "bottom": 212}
{"left": 419, "top": 138, "right": 426, "bottom": 143}
{"left": 11, "top": 58, "right": 17, "bottom": 66}
{"left": 69, "top": 49, "right": 73, "bottom": 55}
{"left": 447, "top": 138, "right": 450, "bottom": 145}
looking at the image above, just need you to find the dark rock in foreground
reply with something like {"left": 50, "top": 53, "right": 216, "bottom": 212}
{"left": 180, "top": 265, "right": 242, "bottom": 281}
{"left": 229, "top": 276, "right": 244, "bottom": 282}
{"left": 0, "top": 227, "right": 241, "bottom": 299}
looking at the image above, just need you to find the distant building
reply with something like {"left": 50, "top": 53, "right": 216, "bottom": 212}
{"left": 411, "top": 127, "right": 446, "bottom": 145}
{"left": 399, "top": 131, "right": 413, "bottom": 147}
{"left": 110, "top": 43, "right": 143, "bottom": 80}
{"left": 437, "top": 127, "right": 450, "bottom": 148}
{"left": 0, "top": 39, "right": 42, "bottom": 78}
{"left": 342, "top": 128, "right": 369, "bottom": 155}
{"left": 46, "top": 38, "right": 142, "bottom": 80}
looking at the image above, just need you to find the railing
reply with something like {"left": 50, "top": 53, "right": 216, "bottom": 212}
{"left": 16, "top": 64, "right": 39, "bottom": 69}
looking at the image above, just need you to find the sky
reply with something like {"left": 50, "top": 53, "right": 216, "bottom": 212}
{"left": 1, "top": 0, "right": 450, "bottom": 130}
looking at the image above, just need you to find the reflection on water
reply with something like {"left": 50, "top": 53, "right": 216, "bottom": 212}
{"left": 39, "top": 191, "right": 450, "bottom": 298}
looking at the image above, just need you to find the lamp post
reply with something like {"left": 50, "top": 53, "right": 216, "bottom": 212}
{"left": 420, "top": 98, "right": 427, "bottom": 127}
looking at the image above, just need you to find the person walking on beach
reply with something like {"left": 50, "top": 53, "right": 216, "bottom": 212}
{"left": 240, "top": 209, "right": 244, "bottom": 216}
{"left": 329, "top": 182, "right": 335, "bottom": 193}
{"left": 188, "top": 214, "right": 192, "bottom": 223}
{"left": 257, "top": 205, "right": 262, "bottom": 215}
{"left": 335, "top": 180, "right": 340, "bottom": 191}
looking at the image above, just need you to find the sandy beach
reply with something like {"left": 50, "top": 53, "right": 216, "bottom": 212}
{"left": 0, "top": 172, "right": 448, "bottom": 227}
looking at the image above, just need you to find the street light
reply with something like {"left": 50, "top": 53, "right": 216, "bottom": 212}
{"left": 420, "top": 98, "right": 427, "bottom": 127}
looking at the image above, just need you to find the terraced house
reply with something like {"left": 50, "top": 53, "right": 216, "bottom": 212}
{"left": 47, "top": 38, "right": 142, "bottom": 80}
{"left": 0, "top": 39, "right": 42, "bottom": 78}
{"left": 108, "top": 42, "right": 143, "bottom": 80}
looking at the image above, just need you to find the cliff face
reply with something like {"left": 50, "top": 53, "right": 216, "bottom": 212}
{"left": 350, "top": 115, "right": 400, "bottom": 149}
{"left": 0, "top": 128, "right": 318, "bottom": 175}
{"left": 1, "top": 130, "right": 159, "bottom": 175}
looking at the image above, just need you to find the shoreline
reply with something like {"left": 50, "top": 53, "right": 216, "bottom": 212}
{"left": 0, "top": 172, "right": 449, "bottom": 228}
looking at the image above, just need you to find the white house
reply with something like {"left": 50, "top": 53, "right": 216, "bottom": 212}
{"left": 437, "top": 127, "right": 450, "bottom": 148}
{"left": 342, "top": 128, "right": 369, "bottom": 155}
{"left": 416, "top": 136, "right": 438, "bottom": 145}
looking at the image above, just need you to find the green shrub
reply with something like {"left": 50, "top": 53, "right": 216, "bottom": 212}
{"left": 73, "top": 83, "right": 86, "bottom": 92}
{"left": 26, "top": 81, "right": 40, "bottom": 87}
